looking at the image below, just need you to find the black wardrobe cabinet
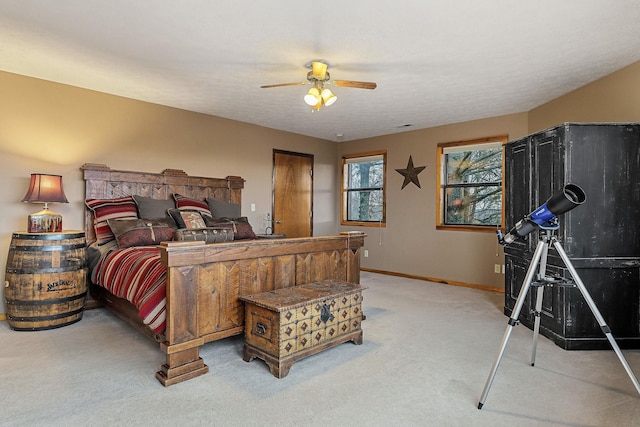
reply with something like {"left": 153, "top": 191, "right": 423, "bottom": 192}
{"left": 503, "top": 123, "right": 640, "bottom": 350}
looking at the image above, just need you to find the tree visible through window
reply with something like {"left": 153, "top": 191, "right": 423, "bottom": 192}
{"left": 437, "top": 136, "right": 506, "bottom": 229}
{"left": 341, "top": 151, "right": 386, "bottom": 226}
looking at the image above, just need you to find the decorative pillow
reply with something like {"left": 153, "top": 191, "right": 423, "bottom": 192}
{"left": 206, "top": 198, "right": 241, "bottom": 219}
{"left": 85, "top": 196, "right": 139, "bottom": 245}
{"left": 86, "top": 240, "right": 118, "bottom": 272}
{"left": 168, "top": 209, "right": 207, "bottom": 229}
{"left": 132, "top": 195, "right": 175, "bottom": 219}
{"left": 174, "top": 227, "right": 234, "bottom": 243}
{"left": 230, "top": 222, "right": 256, "bottom": 240}
{"left": 107, "top": 218, "right": 176, "bottom": 248}
{"left": 172, "top": 194, "right": 212, "bottom": 217}
{"left": 205, "top": 216, "right": 256, "bottom": 240}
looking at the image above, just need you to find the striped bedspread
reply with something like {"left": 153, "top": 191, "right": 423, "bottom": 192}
{"left": 91, "top": 246, "right": 167, "bottom": 334}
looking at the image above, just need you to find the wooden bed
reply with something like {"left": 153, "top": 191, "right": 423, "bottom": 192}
{"left": 81, "top": 163, "right": 365, "bottom": 386}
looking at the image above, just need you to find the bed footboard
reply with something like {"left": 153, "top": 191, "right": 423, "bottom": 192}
{"left": 155, "top": 234, "right": 365, "bottom": 386}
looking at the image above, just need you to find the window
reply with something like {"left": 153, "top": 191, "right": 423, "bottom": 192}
{"left": 437, "top": 136, "right": 506, "bottom": 231}
{"left": 341, "top": 150, "right": 386, "bottom": 226}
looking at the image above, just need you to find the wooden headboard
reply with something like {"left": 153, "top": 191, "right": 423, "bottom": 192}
{"left": 81, "top": 163, "right": 244, "bottom": 244}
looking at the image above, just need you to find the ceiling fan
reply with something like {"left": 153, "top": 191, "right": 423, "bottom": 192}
{"left": 260, "top": 61, "right": 377, "bottom": 111}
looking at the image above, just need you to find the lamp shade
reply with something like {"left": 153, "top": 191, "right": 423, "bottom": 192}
{"left": 22, "top": 174, "right": 68, "bottom": 204}
{"left": 311, "top": 61, "right": 328, "bottom": 80}
{"left": 304, "top": 87, "right": 321, "bottom": 106}
{"left": 22, "top": 174, "right": 68, "bottom": 233}
{"left": 321, "top": 88, "right": 337, "bottom": 106}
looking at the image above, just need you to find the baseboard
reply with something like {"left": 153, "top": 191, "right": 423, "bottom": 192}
{"left": 0, "top": 313, "right": 6, "bottom": 321}
{"left": 360, "top": 268, "right": 504, "bottom": 293}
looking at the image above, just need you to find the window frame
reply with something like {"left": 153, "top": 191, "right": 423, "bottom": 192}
{"left": 341, "top": 150, "right": 387, "bottom": 227}
{"left": 436, "top": 135, "right": 507, "bottom": 232}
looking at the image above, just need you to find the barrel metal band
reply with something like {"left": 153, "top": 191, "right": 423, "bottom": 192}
{"left": 6, "top": 266, "right": 86, "bottom": 274}
{"left": 5, "top": 291, "right": 87, "bottom": 306}
{"left": 7, "top": 307, "right": 84, "bottom": 322}
{"left": 9, "top": 243, "right": 86, "bottom": 251}
{"left": 12, "top": 232, "right": 85, "bottom": 241}
{"left": 8, "top": 317, "right": 83, "bottom": 331}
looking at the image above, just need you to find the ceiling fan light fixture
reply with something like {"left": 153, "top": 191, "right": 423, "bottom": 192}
{"left": 321, "top": 88, "right": 337, "bottom": 106}
{"left": 262, "top": 60, "right": 376, "bottom": 111}
{"left": 311, "top": 99, "right": 323, "bottom": 111}
{"left": 304, "top": 87, "right": 321, "bottom": 106}
{"left": 311, "top": 61, "right": 328, "bottom": 80}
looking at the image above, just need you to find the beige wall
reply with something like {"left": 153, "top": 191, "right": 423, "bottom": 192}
{"left": 529, "top": 61, "right": 640, "bottom": 132}
{"left": 337, "top": 60, "right": 640, "bottom": 290}
{"left": 337, "top": 113, "right": 529, "bottom": 289}
{"left": 0, "top": 71, "right": 337, "bottom": 314}
{"left": 2, "top": 59, "right": 640, "bottom": 315}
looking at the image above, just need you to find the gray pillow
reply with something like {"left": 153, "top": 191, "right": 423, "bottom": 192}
{"left": 132, "top": 195, "right": 175, "bottom": 219}
{"left": 206, "top": 198, "right": 241, "bottom": 219}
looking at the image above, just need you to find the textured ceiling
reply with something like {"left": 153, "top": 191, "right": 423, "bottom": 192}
{"left": 1, "top": 1, "right": 639, "bottom": 142}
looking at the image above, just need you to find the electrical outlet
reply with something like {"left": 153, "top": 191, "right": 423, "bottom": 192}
{"left": 494, "top": 264, "right": 501, "bottom": 274}
{"left": 364, "top": 249, "right": 369, "bottom": 257}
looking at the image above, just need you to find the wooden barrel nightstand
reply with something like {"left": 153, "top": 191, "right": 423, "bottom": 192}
{"left": 4, "top": 231, "right": 87, "bottom": 331}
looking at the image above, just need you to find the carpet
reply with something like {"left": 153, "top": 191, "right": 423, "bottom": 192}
{"left": 1, "top": 272, "right": 638, "bottom": 426}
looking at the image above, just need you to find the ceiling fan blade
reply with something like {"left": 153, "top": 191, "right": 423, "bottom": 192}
{"left": 260, "top": 82, "right": 307, "bottom": 89}
{"left": 331, "top": 80, "right": 377, "bottom": 90}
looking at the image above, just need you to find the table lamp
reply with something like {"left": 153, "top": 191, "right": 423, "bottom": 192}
{"left": 21, "top": 173, "right": 69, "bottom": 233}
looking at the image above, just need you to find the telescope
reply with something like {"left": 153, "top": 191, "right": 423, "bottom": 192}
{"left": 481, "top": 181, "right": 640, "bottom": 408}
{"left": 497, "top": 183, "right": 586, "bottom": 245}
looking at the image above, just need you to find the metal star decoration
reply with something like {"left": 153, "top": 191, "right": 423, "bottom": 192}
{"left": 395, "top": 155, "right": 426, "bottom": 189}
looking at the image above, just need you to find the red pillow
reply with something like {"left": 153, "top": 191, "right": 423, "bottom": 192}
{"left": 173, "top": 194, "right": 212, "bottom": 218}
{"left": 86, "top": 196, "right": 138, "bottom": 245}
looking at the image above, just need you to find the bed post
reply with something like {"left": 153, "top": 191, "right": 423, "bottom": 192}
{"left": 156, "top": 240, "right": 209, "bottom": 386}
{"left": 343, "top": 232, "right": 366, "bottom": 284}
{"left": 226, "top": 175, "right": 244, "bottom": 204}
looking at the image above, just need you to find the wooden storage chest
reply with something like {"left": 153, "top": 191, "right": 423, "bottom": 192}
{"left": 240, "top": 281, "right": 366, "bottom": 378}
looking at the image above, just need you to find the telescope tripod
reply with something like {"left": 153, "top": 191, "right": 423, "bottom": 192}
{"left": 478, "top": 230, "right": 640, "bottom": 409}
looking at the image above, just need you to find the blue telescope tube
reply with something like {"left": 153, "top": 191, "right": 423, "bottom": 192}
{"left": 499, "top": 184, "right": 585, "bottom": 245}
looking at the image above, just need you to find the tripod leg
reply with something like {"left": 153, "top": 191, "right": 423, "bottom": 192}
{"left": 531, "top": 286, "right": 544, "bottom": 366}
{"left": 531, "top": 242, "right": 549, "bottom": 367}
{"left": 478, "top": 239, "right": 547, "bottom": 409}
{"left": 553, "top": 241, "right": 640, "bottom": 396}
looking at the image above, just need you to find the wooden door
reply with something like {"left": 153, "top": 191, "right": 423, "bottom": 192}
{"left": 272, "top": 150, "right": 313, "bottom": 237}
